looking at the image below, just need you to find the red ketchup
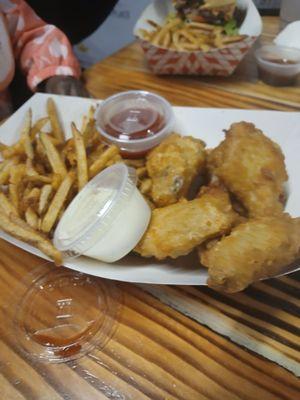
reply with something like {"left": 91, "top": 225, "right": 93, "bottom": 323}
{"left": 96, "top": 91, "right": 175, "bottom": 158}
{"left": 258, "top": 58, "right": 299, "bottom": 86}
{"left": 104, "top": 107, "right": 165, "bottom": 158}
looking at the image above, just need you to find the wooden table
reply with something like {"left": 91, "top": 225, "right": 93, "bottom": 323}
{"left": 1, "top": 17, "right": 299, "bottom": 400}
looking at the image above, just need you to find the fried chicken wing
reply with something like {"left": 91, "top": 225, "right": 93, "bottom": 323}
{"left": 200, "top": 214, "right": 300, "bottom": 293}
{"left": 135, "top": 186, "right": 237, "bottom": 259}
{"left": 146, "top": 133, "right": 206, "bottom": 207}
{"left": 208, "top": 122, "right": 288, "bottom": 217}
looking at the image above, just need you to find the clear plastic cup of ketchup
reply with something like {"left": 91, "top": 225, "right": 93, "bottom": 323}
{"left": 95, "top": 90, "right": 175, "bottom": 158}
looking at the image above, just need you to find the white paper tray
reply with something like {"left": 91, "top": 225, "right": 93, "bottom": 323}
{"left": 0, "top": 93, "right": 299, "bottom": 284}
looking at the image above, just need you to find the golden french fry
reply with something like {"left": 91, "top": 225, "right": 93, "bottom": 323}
{"left": 30, "top": 117, "right": 49, "bottom": 140}
{"left": 21, "top": 109, "right": 34, "bottom": 160}
{"left": 88, "top": 105, "right": 95, "bottom": 120}
{"left": 81, "top": 115, "right": 88, "bottom": 133}
{"left": 71, "top": 123, "right": 88, "bottom": 191}
{"left": 25, "top": 174, "right": 53, "bottom": 185}
{"left": 40, "top": 132, "right": 67, "bottom": 177}
{"left": 181, "top": 42, "right": 203, "bottom": 50}
{"left": 26, "top": 158, "right": 37, "bottom": 176}
{"left": 1, "top": 140, "right": 25, "bottom": 159}
{"left": 221, "top": 35, "right": 245, "bottom": 44}
{"left": 23, "top": 185, "right": 32, "bottom": 199}
{"left": 213, "top": 30, "right": 223, "bottom": 48}
{"left": 38, "top": 184, "right": 53, "bottom": 215}
{"left": 62, "top": 138, "right": 77, "bottom": 167}
{"left": 0, "top": 192, "right": 18, "bottom": 216}
{"left": 82, "top": 118, "right": 95, "bottom": 147}
{"left": 35, "top": 137, "right": 48, "bottom": 161}
{"left": 47, "top": 135, "right": 62, "bottom": 147}
{"left": 173, "top": 30, "right": 182, "bottom": 51}
{"left": 9, "top": 183, "right": 19, "bottom": 213}
{"left": 0, "top": 157, "right": 19, "bottom": 185}
{"left": 41, "top": 172, "right": 74, "bottom": 233}
{"left": 23, "top": 187, "right": 41, "bottom": 212}
{"left": 47, "top": 98, "right": 64, "bottom": 143}
{"left": 178, "top": 29, "right": 198, "bottom": 45}
{"left": 82, "top": 105, "right": 95, "bottom": 141}
{"left": 0, "top": 212, "right": 62, "bottom": 265}
{"left": 105, "top": 154, "right": 122, "bottom": 168}
{"left": 89, "top": 145, "right": 119, "bottom": 178}
{"left": 197, "top": 42, "right": 210, "bottom": 52}
{"left": 138, "top": 29, "right": 153, "bottom": 41}
{"left": 51, "top": 173, "right": 62, "bottom": 190}
{"left": 37, "top": 218, "right": 42, "bottom": 231}
{"left": 89, "top": 128, "right": 103, "bottom": 148}
{"left": 25, "top": 206, "right": 39, "bottom": 229}
{"left": 87, "top": 143, "right": 106, "bottom": 165}
{"left": 57, "top": 207, "right": 66, "bottom": 223}
{"left": 162, "top": 30, "right": 171, "bottom": 48}
{"left": 9, "top": 164, "right": 26, "bottom": 212}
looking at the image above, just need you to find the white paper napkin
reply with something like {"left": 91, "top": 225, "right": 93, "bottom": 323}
{"left": 274, "top": 21, "right": 300, "bottom": 50}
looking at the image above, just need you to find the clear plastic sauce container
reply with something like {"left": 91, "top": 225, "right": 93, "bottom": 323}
{"left": 255, "top": 44, "right": 300, "bottom": 86}
{"left": 14, "top": 264, "right": 122, "bottom": 363}
{"left": 95, "top": 90, "right": 175, "bottom": 158}
{"left": 53, "top": 163, "right": 151, "bottom": 262}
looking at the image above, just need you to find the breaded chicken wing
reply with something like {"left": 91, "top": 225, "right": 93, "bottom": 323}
{"left": 135, "top": 187, "right": 237, "bottom": 259}
{"left": 200, "top": 214, "right": 300, "bottom": 293}
{"left": 146, "top": 133, "right": 206, "bottom": 207}
{"left": 208, "top": 122, "right": 288, "bottom": 217}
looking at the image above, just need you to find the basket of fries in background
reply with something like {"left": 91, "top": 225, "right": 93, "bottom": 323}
{"left": 134, "top": 0, "right": 262, "bottom": 76}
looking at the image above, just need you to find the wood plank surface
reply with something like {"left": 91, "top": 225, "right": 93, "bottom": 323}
{"left": 1, "top": 15, "right": 300, "bottom": 400}
{"left": 0, "top": 240, "right": 299, "bottom": 400}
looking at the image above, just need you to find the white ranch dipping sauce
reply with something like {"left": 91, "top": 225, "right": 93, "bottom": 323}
{"left": 54, "top": 164, "right": 151, "bottom": 262}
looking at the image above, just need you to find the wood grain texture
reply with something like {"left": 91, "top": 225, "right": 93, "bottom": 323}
{"left": 139, "top": 276, "right": 300, "bottom": 376}
{"left": 1, "top": 15, "right": 300, "bottom": 400}
{"left": 0, "top": 240, "right": 300, "bottom": 400}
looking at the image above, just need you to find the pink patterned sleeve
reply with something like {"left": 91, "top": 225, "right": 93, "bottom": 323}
{"left": 3, "top": 0, "right": 81, "bottom": 91}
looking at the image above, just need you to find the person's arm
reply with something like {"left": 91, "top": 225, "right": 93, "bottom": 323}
{"left": 2, "top": 0, "right": 88, "bottom": 96}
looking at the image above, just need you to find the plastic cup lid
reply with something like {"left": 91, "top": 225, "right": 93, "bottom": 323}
{"left": 255, "top": 44, "right": 300, "bottom": 65}
{"left": 95, "top": 90, "right": 175, "bottom": 153}
{"left": 14, "top": 263, "right": 122, "bottom": 363}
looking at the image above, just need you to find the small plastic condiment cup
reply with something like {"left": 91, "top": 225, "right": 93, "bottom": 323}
{"left": 255, "top": 44, "right": 300, "bottom": 86}
{"left": 95, "top": 90, "right": 175, "bottom": 157}
{"left": 14, "top": 263, "right": 122, "bottom": 363}
{"left": 53, "top": 163, "right": 151, "bottom": 262}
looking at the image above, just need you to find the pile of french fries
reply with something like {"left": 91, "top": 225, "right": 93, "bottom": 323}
{"left": 139, "top": 18, "right": 245, "bottom": 52}
{"left": 0, "top": 98, "right": 152, "bottom": 264}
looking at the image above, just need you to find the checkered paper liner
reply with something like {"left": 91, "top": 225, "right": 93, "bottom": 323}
{"left": 140, "top": 36, "right": 257, "bottom": 76}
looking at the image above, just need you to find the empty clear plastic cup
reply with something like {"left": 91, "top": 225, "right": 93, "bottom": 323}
{"left": 14, "top": 263, "right": 122, "bottom": 363}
